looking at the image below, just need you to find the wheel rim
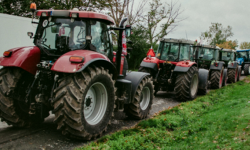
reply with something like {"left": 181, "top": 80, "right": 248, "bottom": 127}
{"left": 84, "top": 82, "right": 108, "bottom": 125}
{"left": 190, "top": 74, "right": 198, "bottom": 96}
{"left": 140, "top": 87, "right": 150, "bottom": 110}
{"left": 220, "top": 70, "right": 223, "bottom": 86}
{"left": 249, "top": 66, "right": 250, "bottom": 74}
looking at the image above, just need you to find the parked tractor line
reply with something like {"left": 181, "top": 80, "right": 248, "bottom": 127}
{"left": 0, "top": 76, "right": 246, "bottom": 149}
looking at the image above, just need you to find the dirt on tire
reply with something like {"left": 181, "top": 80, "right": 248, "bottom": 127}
{"left": 244, "top": 64, "right": 249, "bottom": 75}
{"left": 210, "top": 68, "right": 224, "bottom": 89}
{"left": 125, "top": 76, "right": 154, "bottom": 119}
{"left": 174, "top": 66, "right": 199, "bottom": 101}
{"left": 227, "top": 68, "right": 237, "bottom": 83}
{"left": 53, "top": 66, "right": 116, "bottom": 140}
{"left": 0, "top": 67, "right": 39, "bottom": 127}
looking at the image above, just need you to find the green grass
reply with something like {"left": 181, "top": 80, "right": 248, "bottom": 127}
{"left": 78, "top": 77, "right": 250, "bottom": 150}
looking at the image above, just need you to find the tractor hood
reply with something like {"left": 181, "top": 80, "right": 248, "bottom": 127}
{"left": 236, "top": 58, "right": 244, "bottom": 65}
{"left": 51, "top": 50, "right": 111, "bottom": 73}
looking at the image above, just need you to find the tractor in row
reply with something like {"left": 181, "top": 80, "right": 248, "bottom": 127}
{"left": 139, "top": 38, "right": 208, "bottom": 101}
{"left": 236, "top": 49, "right": 250, "bottom": 75}
{"left": 0, "top": 4, "right": 154, "bottom": 140}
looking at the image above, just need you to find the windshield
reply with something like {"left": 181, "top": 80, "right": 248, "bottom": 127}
{"left": 156, "top": 42, "right": 191, "bottom": 61}
{"left": 198, "top": 48, "right": 218, "bottom": 60}
{"left": 221, "top": 51, "right": 234, "bottom": 61}
{"left": 236, "top": 52, "right": 247, "bottom": 59}
{"left": 37, "top": 18, "right": 86, "bottom": 54}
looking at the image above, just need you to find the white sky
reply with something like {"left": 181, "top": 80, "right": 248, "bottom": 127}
{"left": 164, "top": 0, "right": 250, "bottom": 47}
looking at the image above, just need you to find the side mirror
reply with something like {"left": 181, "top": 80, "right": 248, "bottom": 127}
{"left": 27, "top": 32, "right": 33, "bottom": 38}
{"left": 125, "top": 25, "right": 131, "bottom": 38}
{"left": 51, "top": 26, "right": 59, "bottom": 33}
{"left": 126, "top": 40, "right": 133, "bottom": 45}
{"left": 127, "top": 47, "right": 133, "bottom": 52}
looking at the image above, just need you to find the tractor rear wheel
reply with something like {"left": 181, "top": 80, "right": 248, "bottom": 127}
{"left": 0, "top": 67, "right": 41, "bottom": 127}
{"left": 227, "top": 68, "right": 238, "bottom": 83}
{"left": 53, "top": 66, "right": 116, "bottom": 140}
{"left": 210, "top": 68, "right": 224, "bottom": 89}
{"left": 125, "top": 76, "right": 153, "bottom": 119}
{"left": 244, "top": 64, "right": 250, "bottom": 75}
{"left": 174, "top": 66, "right": 199, "bottom": 101}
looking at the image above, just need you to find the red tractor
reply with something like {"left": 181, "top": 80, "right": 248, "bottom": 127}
{"left": 139, "top": 38, "right": 208, "bottom": 101}
{"left": 0, "top": 5, "right": 153, "bottom": 140}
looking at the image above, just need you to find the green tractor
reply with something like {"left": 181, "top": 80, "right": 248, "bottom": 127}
{"left": 219, "top": 49, "right": 240, "bottom": 83}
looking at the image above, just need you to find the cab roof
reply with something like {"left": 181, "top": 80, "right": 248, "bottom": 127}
{"left": 160, "top": 38, "right": 194, "bottom": 45}
{"left": 221, "top": 49, "right": 235, "bottom": 53}
{"left": 36, "top": 10, "right": 115, "bottom": 25}
{"left": 236, "top": 49, "right": 250, "bottom": 52}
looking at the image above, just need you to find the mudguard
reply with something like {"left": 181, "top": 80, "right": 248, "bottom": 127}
{"left": 173, "top": 61, "right": 197, "bottom": 72}
{"left": 0, "top": 46, "right": 40, "bottom": 75}
{"left": 227, "top": 62, "right": 238, "bottom": 69}
{"left": 198, "top": 69, "right": 209, "bottom": 90}
{"left": 209, "top": 61, "right": 224, "bottom": 70}
{"left": 140, "top": 61, "right": 158, "bottom": 71}
{"left": 51, "top": 50, "right": 117, "bottom": 79}
{"left": 124, "top": 71, "right": 150, "bottom": 103}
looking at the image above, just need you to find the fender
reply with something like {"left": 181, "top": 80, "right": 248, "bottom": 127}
{"left": 209, "top": 61, "right": 224, "bottom": 70}
{"left": 173, "top": 61, "right": 197, "bottom": 72}
{"left": 0, "top": 46, "right": 40, "bottom": 75}
{"left": 198, "top": 69, "right": 209, "bottom": 90}
{"left": 227, "top": 62, "right": 238, "bottom": 69}
{"left": 140, "top": 57, "right": 160, "bottom": 71}
{"left": 51, "top": 50, "right": 117, "bottom": 79}
{"left": 124, "top": 71, "right": 150, "bottom": 103}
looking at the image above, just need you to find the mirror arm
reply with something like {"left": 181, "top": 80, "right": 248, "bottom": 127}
{"left": 32, "top": 21, "right": 39, "bottom": 24}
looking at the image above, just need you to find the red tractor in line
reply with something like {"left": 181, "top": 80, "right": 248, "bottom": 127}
{"left": 139, "top": 38, "right": 209, "bottom": 101}
{"left": 0, "top": 5, "right": 153, "bottom": 140}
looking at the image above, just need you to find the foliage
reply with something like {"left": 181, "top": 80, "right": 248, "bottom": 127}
{"left": 216, "top": 40, "right": 238, "bottom": 50}
{"left": 0, "top": 0, "right": 108, "bottom": 17}
{"left": 126, "top": 26, "right": 151, "bottom": 70}
{"left": 142, "top": 0, "right": 184, "bottom": 45}
{"left": 240, "top": 42, "right": 250, "bottom": 49}
{"left": 201, "top": 23, "right": 234, "bottom": 45}
{"left": 79, "top": 77, "right": 250, "bottom": 150}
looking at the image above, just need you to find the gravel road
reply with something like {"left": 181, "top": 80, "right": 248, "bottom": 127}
{"left": 0, "top": 76, "right": 246, "bottom": 150}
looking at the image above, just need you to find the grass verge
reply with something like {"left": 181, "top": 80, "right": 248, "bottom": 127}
{"left": 78, "top": 77, "right": 250, "bottom": 150}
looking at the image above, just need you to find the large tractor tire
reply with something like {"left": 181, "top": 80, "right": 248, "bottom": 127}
{"left": 53, "top": 66, "right": 116, "bottom": 140}
{"left": 174, "top": 66, "right": 199, "bottom": 101}
{"left": 227, "top": 68, "right": 238, "bottom": 83}
{"left": 244, "top": 64, "right": 250, "bottom": 75}
{"left": 125, "top": 76, "right": 153, "bottom": 119}
{"left": 210, "top": 68, "right": 224, "bottom": 89}
{"left": 237, "top": 67, "right": 241, "bottom": 81}
{"left": 0, "top": 67, "right": 40, "bottom": 127}
{"left": 222, "top": 69, "right": 228, "bottom": 87}
{"left": 139, "top": 67, "right": 158, "bottom": 95}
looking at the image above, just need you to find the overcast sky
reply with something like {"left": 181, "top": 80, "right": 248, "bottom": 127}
{"left": 164, "top": 0, "right": 250, "bottom": 48}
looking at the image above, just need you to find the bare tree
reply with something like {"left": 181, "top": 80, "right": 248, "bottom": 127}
{"left": 142, "top": 0, "right": 185, "bottom": 45}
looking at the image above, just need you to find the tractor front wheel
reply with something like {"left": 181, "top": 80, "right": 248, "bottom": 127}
{"left": 174, "top": 66, "right": 199, "bottom": 101}
{"left": 210, "top": 68, "right": 224, "bottom": 89}
{"left": 227, "top": 68, "right": 238, "bottom": 83}
{"left": 222, "top": 69, "right": 228, "bottom": 87}
{"left": 237, "top": 67, "right": 241, "bottom": 81}
{"left": 125, "top": 76, "right": 153, "bottom": 119}
{"left": 53, "top": 66, "right": 116, "bottom": 140}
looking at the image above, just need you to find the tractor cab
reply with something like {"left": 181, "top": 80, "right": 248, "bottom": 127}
{"left": 219, "top": 49, "right": 236, "bottom": 68}
{"left": 155, "top": 38, "right": 194, "bottom": 62}
{"left": 31, "top": 10, "right": 116, "bottom": 61}
{"left": 193, "top": 44, "right": 218, "bottom": 70}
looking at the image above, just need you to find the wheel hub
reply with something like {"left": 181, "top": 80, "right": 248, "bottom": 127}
{"left": 140, "top": 87, "right": 150, "bottom": 110}
{"left": 83, "top": 82, "right": 108, "bottom": 125}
